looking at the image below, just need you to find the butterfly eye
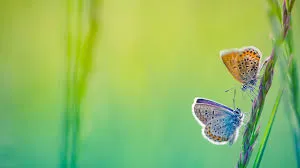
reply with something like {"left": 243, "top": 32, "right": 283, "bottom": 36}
{"left": 235, "top": 108, "right": 241, "bottom": 115}
{"left": 242, "top": 85, "right": 248, "bottom": 91}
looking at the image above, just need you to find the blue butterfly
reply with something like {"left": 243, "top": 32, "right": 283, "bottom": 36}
{"left": 192, "top": 98, "right": 244, "bottom": 145}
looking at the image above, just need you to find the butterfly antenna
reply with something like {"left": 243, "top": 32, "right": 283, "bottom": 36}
{"left": 225, "top": 83, "right": 240, "bottom": 93}
{"left": 233, "top": 88, "right": 236, "bottom": 109}
{"left": 225, "top": 87, "right": 235, "bottom": 92}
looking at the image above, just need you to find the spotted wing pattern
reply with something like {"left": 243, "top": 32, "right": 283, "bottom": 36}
{"left": 221, "top": 46, "right": 261, "bottom": 84}
{"left": 204, "top": 116, "right": 238, "bottom": 144}
{"left": 192, "top": 98, "right": 243, "bottom": 145}
{"left": 193, "top": 98, "right": 233, "bottom": 125}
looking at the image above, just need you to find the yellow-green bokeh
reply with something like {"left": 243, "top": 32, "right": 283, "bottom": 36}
{"left": 1, "top": 0, "right": 299, "bottom": 167}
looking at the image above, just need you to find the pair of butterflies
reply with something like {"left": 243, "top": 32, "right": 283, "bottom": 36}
{"left": 192, "top": 46, "right": 263, "bottom": 145}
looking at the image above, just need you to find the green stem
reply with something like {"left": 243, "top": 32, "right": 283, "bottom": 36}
{"left": 60, "top": 0, "right": 74, "bottom": 167}
{"left": 253, "top": 89, "right": 284, "bottom": 168}
{"left": 70, "top": 0, "right": 83, "bottom": 167}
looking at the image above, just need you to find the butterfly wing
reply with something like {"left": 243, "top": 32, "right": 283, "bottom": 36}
{"left": 220, "top": 48, "right": 242, "bottom": 83}
{"left": 203, "top": 116, "right": 241, "bottom": 145}
{"left": 220, "top": 46, "right": 262, "bottom": 84}
{"left": 192, "top": 98, "right": 234, "bottom": 126}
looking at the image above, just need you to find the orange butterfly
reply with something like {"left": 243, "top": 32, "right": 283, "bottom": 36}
{"left": 220, "top": 46, "right": 262, "bottom": 93}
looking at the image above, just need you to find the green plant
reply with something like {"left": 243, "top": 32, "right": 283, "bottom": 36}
{"left": 236, "top": 0, "right": 296, "bottom": 167}
{"left": 60, "top": 0, "right": 101, "bottom": 167}
{"left": 281, "top": 0, "right": 300, "bottom": 166}
{"left": 253, "top": 89, "right": 284, "bottom": 168}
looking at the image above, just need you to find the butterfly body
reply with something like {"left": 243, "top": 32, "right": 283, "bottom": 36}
{"left": 220, "top": 46, "right": 262, "bottom": 92}
{"left": 192, "top": 98, "right": 244, "bottom": 145}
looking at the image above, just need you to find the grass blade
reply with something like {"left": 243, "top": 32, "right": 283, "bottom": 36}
{"left": 60, "top": 0, "right": 100, "bottom": 167}
{"left": 60, "top": 0, "right": 75, "bottom": 166}
{"left": 253, "top": 89, "right": 284, "bottom": 168}
{"left": 287, "top": 53, "right": 300, "bottom": 168}
{"left": 280, "top": 0, "right": 300, "bottom": 166}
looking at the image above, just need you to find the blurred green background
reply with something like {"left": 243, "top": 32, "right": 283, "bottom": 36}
{"left": 1, "top": 0, "right": 300, "bottom": 167}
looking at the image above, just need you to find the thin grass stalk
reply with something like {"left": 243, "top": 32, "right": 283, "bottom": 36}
{"left": 276, "top": 0, "right": 300, "bottom": 166}
{"left": 287, "top": 61, "right": 300, "bottom": 167}
{"left": 253, "top": 88, "right": 284, "bottom": 168}
{"left": 236, "top": 0, "right": 296, "bottom": 167}
{"left": 77, "top": 0, "right": 101, "bottom": 100}
{"left": 61, "top": 0, "right": 100, "bottom": 167}
{"left": 69, "top": 0, "right": 83, "bottom": 167}
{"left": 70, "top": 0, "right": 100, "bottom": 167}
{"left": 60, "top": 0, "right": 75, "bottom": 166}
{"left": 282, "top": 0, "right": 300, "bottom": 166}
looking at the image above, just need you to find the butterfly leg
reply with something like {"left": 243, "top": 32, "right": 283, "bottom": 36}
{"left": 248, "top": 85, "right": 260, "bottom": 98}
{"left": 249, "top": 83, "right": 259, "bottom": 93}
{"left": 252, "top": 86, "right": 259, "bottom": 94}
{"left": 250, "top": 89, "right": 258, "bottom": 99}
{"left": 249, "top": 86, "right": 258, "bottom": 96}
{"left": 251, "top": 89, "right": 258, "bottom": 98}
{"left": 243, "top": 82, "right": 258, "bottom": 97}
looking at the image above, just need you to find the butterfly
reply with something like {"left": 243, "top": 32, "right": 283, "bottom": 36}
{"left": 192, "top": 98, "right": 244, "bottom": 145}
{"left": 220, "top": 46, "right": 263, "bottom": 94}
